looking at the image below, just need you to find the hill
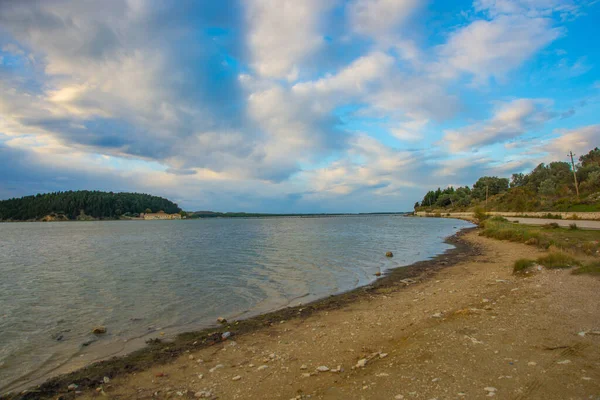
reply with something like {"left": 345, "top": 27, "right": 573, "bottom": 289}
{"left": 415, "top": 147, "right": 600, "bottom": 213}
{"left": 0, "top": 191, "right": 181, "bottom": 221}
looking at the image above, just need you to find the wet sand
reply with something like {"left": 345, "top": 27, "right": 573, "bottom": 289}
{"left": 4, "top": 227, "right": 600, "bottom": 399}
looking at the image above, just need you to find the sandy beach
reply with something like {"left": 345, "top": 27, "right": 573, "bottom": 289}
{"left": 6, "top": 227, "right": 600, "bottom": 400}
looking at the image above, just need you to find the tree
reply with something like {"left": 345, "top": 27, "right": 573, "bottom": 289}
{"left": 579, "top": 147, "right": 600, "bottom": 168}
{"left": 144, "top": 208, "right": 152, "bottom": 213}
{"left": 472, "top": 177, "right": 509, "bottom": 200}
{"left": 510, "top": 173, "right": 526, "bottom": 188}
{"left": 538, "top": 179, "right": 556, "bottom": 196}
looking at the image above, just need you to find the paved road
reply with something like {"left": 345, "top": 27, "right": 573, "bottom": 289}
{"left": 505, "top": 217, "right": 600, "bottom": 230}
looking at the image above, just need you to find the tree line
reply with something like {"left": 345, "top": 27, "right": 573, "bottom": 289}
{"left": 416, "top": 147, "right": 600, "bottom": 212}
{"left": 0, "top": 191, "right": 181, "bottom": 221}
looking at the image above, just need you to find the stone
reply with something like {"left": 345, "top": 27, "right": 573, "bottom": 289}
{"left": 209, "top": 364, "right": 224, "bottom": 373}
{"left": 432, "top": 312, "right": 443, "bottom": 318}
{"left": 557, "top": 360, "right": 571, "bottom": 365}
{"left": 197, "top": 374, "right": 204, "bottom": 380}
{"left": 300, "top": 364, "right": 308, "bottom": 370}
{"left": 484, "top": 387, "right": 497, "bottom": 393}
{"left": 232, "top": 375, "right": 241, "bottom": 381}
{"left": 92, "top": 326, "right": 107, "bottom": 334}
{"left": 356, "top": 359, "right": 367, "bottom": 368}
{"left": 395, "top": 395, "right": 405, "bottom": 399}
{"left": 194, "top": 390, "right": 213, "bottom": 398}
{"left": 257, "top": 365, "right": 268, "bottom": 371}
{"left": 103, "top": 376, "right": 110, "bottom": 383}
{"left": 217, "top": 317, "right": 227, "bottom": 324}
{"left": 386, "top": 251, "right": 394, "bottom": 257}
{"left": 67, "top": 384, "right": 78, "bottom": 391}
{"left": 375, "top": 271, "right": 382, "bottom": 277}
{"left": 316, "top": 366, "right": 330, "bottom": 372}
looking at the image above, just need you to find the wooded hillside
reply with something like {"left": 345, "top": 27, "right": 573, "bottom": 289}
{"left": 0, "top": 191, "right": 181, "bottom": 221}
{"left": 415, "top": 147, "right": 600, "bottom": 212}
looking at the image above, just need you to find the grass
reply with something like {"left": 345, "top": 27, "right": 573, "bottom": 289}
{"left": 513, "top": 258, "right": 536, "bottom": 274}
{"left": 572, "top": 261, "right": 600, "bottom": 276}
{"left": 536, "top": 252, "right": 581, "bottom": 269}
{"left": 481, "top": 219, "right": 600, "bottom": 256}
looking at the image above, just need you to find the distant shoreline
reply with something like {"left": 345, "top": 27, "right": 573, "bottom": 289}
{"left": 0, "top": 212, "right": 412, "bottom": 223}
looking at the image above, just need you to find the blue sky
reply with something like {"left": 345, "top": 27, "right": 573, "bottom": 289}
{"left": 0, "top": 0, "right": 598, "bottom": 212}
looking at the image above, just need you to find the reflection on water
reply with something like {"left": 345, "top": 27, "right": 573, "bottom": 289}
{"left": 0, "top": 216, "right": 471, "bottom": 392}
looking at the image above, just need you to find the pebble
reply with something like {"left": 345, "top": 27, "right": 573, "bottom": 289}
{"left": 316, "top": 366, "right": 330, "bottom": 372}
{"left": 232, "top": 375, "right": 241, "bottom": 381}
{"left": 189, "top": 355, "right": 194, "bottom": 360}
{"left": 484, "top": 387, "right": 497, "bottom": 393}
{"left": 582, "top": 377, "right": 592, "bottom": 381}
{"left": 301, "top": 373, "right": 311, "bottom": 378}
{"left": 300, "top": 364, "right": 308, "bottom": 370}
{"left": 395, "top": 395, "right": 404, "bottom": 399}
{"left": 67, "top": 383, "right": 78, "bottom": 391}
{"left": 194, "top": 390, "right": 213, "bottom": 398}
{"left": 432, "top": 313, "right": 443, "bottom": 318}
{"left": 557, "top": 360, "right": 571, "bottom": 365}
{"left": 91, "top": 326, "right": 107, "bottom": 334}
{"left": 356, "top": 359, "right": 368, "bottom": 368}
{"left": 103, "top": 376, "right": 110, "bottom": 383}
{"left": 528, "top": 361, "right": 537, "bottom": 366}
{"left": 217, "top": 317, "right": 227, "bottom": 324}
{"left": 379, "top": 353, "right": 388, "bottom": 359}
{"left": 209, "top": 364, "right": 224, "bottom": 373}
{"left": 257, "top": 365, "right": 268, "bottom": 371}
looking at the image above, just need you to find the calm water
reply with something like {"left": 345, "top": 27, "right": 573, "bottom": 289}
{"left": 0, "top": 216, "right": 471, "bottom": 392}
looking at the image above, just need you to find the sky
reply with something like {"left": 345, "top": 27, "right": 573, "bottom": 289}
{"left": 0, "top": 0, "right": 599, "bottom": 213}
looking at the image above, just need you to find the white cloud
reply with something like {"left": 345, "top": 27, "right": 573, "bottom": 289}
{"left": 245, "top": 0, "right": 336, "bottom": 80}
{"left": 474, "top": 0, "right": 584, "bottom": 19}
{"left": 391, "top": 119, "right": 429, "bottom": 142}
{"left": 348, "top": 0, "right": 421, "bottom": 39}
{"left": 434, "top": 15, "right": 562, "bottom": 83}
{"left": 543, "top": 125, "right": 600, "bottom": 159}
{"left": 443, "top": 98, "right": 555, "bottom": 151}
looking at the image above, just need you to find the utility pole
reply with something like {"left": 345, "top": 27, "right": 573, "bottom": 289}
{"left": 568, "top": 151, "right": 580, "bottom": 199}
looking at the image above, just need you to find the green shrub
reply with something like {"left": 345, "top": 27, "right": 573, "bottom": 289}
{"left": 543, "top": 222, "right": 560, "bottom": 229}
{"left": 572, "top": 261, "right": 600, "bottom": 276}
{"left": 536, "top": 252, "right": 581, "bottom": 269}
{"left": 569, "top": 223, "right": 578, "bottom": 230}
{"left": 489, "top": 215, "right": 508, "bottom": 222}
{"left": 513, "top": 259, "right": 536, "bottom": 274}
{"left": 473, "top": 207, "right": 489, "bottom": 223}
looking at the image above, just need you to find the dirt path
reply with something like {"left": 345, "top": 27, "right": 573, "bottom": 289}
{"left": 70, "top": 231, "right": 600, "bottom": 399}
{"left": 504, "top": 217, "right": 600, "bottom": 230}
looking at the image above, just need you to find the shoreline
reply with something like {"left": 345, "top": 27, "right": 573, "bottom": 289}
{"left": 1, "top": 227, "right": 479, "bottom": 399}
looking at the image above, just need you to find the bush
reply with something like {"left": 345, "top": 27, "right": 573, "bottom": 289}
{"left": 569, "top": 223, "right": 578, "bottom": 230}
{"left": 536, "top": 252, "right": 581, "bottom": 269}
{"left": 489, "top": 215, "right": 508, "bottom": 222}
{"left": 473, "top": 207, "right": 489, "bottom": 223}
{"left": 513, "top": 259, "right": 536, "bottom": 274}
{"left": 572, "top": 261, "right": 600, "bottom": 276}
{"left": 543, "top": 222, "right": 560, "bottom": 229}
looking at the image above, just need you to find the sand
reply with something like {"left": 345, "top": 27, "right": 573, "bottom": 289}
{"left": 64, "top": 229, "right": 600, "bottom": 400}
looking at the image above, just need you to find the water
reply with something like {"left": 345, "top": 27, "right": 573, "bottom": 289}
{"left": 0, "top": 216, "right": 471, "bottom": 392}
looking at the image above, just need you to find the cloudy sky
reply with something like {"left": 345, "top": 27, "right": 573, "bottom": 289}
{"left": 0, "top": 0, "right": 598, "bottom": 212}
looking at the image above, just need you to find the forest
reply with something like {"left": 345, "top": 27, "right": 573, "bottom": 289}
{"left": 0, "top": 191, "right": 181, "bottom": 221}
{"left": 415, "top": 147, "right": 600, "bottom": 212}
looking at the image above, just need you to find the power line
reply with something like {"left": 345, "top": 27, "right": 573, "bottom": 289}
{"left": 568, "top": 151, "right": 580, "bottom": 199}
